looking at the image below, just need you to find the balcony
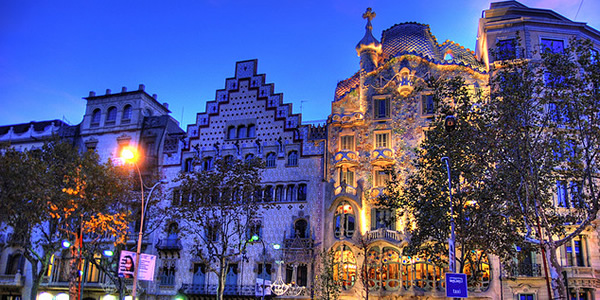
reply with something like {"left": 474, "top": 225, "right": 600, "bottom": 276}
{"left": 503, "top": 262, "right": 542, "bottom": 278}
{"left": 181, "top": 284, "right": 255, "bottom": 296}
{"left": 156, "top": 237, "right": 183, "bottom": 251}
{"left": 284, "top": 237, "right": 314, "bottom": 263}
{"left": 371, "top": 148, "right": 394, "bottom": 166}
{"left": 333, "top": 150, "right": 359, "bottom": 167}
{"left": 366, "top": 228, "right": 404, "bottom": 244}
{"left": 0, "top": 273, "right": 24, "bottom": 288}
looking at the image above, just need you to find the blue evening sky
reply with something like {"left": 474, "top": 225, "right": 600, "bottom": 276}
{"left": 1, "top": 0, "right": 598, "bottom": 126}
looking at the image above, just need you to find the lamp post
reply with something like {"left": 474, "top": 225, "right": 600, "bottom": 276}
{"left": 121, "top": 147, "right": 165, "bottom": 299}
{"left": 443, "top": 115, "right": 457, "bottom": 274}
{"left": 250, "top": 235, "right": 283, "bottom": 300}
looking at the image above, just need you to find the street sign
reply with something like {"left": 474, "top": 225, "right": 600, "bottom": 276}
{"left": 446, "top": 273, "right": 468, "bottom": 298}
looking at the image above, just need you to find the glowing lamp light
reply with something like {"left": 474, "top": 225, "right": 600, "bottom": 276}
{"left": 39, "top": 292, "right": 53, "bottom": 300}
{"left": 62, "top": 240, "right": 71, "bottom": 248}
{"left": 103, "top": 249, "right": 114, "bottom": 257}
{"left": 120, "top": 147, "right": 137, "bottom": 162}
{"left": 250, "top": 235, "right": 259, "bottom": 242}
{"left": 272, "top": 243, "right": 281, "bottom": 250}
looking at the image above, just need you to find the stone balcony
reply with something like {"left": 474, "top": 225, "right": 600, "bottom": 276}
{"left": 0, "top": 273, "right": 24, "bottom": 288}
{"left": 371, "top": 148, "right": 394, "bottom": 166}
{"left": 333, "top": 150, "right": 359, "bottom": 167}
{"left": 366, "top": 228, "right": 404, "bottom": 244}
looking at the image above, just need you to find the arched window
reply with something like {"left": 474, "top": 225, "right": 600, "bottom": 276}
{"left": 122, "top": 104, "right": 132, "bottom": 121}
{"left": 5, "top": 252, "right": 25, "bottom": 275}
{"left": 287, "top": 150, "right": 298, "bottom": 166}
{"left": 294, "top": 219, "right": 308, "bottom": 238}
{"left": 297, "top": 184, "right": 307, "bottom": 201}
{"left": 91, "top": 109, "right": 101, "bottom": 125}
{"left": 286, "top": 185, "right": 295, "bottom": 202}
{"left": 183, "top": 158, "right": 193, "bottom": 173}
{"left": 367, "top": 247, "right": 402, "bottom": 291}
{"left": 237, "top": 125, "right": 247, "bottom": 139}
{"left": 106, "top": 106, "right": 117, "bottom": 123}
{"left": 227, "top": 126, "right": 236, "bottom": 139}
{"left": 334, "top": 202, "right": 355, "bottom": 238}
{"left": 202, "top": 157, "right": 213, "bottom": 171}
{"left": 266, "top": 152, "right": 276, "bottom": 168}
{"left": 247, "top": 124, "right": 256, "bottom": 137}
{"left": 264, "top": 186, "right": 273, "bottom": 202}
{"left": 275, "top": 185, "right": 284, "bottom": 202}
{"left": 333, "top": 245, "right": 356, "bottom": 289}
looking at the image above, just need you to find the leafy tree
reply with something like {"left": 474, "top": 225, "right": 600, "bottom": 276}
{"left": 312, "top": 249, "right": 340, "bottom": 300}
{"left": 379, "top": 76, "right": 522, "bottom": 287}
{"left": 484, "top": 38, "right": 600, "bottom": 298}
{"left": 0, "top": 139, "right": 132, "bottom": 299}
{"left": 174, "top": 157, "right": 265, "bottom": 300}
{"left": 381, "top": 38, "right": 600, "bottom": 299}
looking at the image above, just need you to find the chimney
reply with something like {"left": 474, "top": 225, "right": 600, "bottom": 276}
{"left": 105, "top": 89, "right": 111, "bottom": 95}
{"left": 138, "top": 84, "right": 145, "bottom": 91}
{"left": 121, "top": 86, "right": 127, "bottom": 93}
{"left": 162, "top": 102, "right": 169, "bottom": 109}
{"left": 89, "top": 91, "right": 96, "bottom": 97}
{"left": 152, "top": 94, "right": 158, "bottom": 99}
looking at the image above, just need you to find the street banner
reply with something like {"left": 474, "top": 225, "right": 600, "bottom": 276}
{"left": 118, "top": 250, "right": 157, "bottom": 281}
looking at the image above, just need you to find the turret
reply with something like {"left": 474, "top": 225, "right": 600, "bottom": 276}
{"left": 355, "top": 8, "right": 382, "bottom": 72}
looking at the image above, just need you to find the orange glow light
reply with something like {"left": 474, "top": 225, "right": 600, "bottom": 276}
{"left": 120, "top": 147, "right": 137, "bottom": 162}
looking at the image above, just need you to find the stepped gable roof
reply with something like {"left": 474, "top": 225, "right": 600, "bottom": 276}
{"left": 381, "top": 22, "right": 485, "bottom": 72}
{"left": 334, "top": 72, "right": 360, "bottom": 102}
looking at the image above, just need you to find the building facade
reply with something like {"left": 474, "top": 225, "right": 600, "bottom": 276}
{"left": 0, "top": 1, "right": 599, "bottom": 300}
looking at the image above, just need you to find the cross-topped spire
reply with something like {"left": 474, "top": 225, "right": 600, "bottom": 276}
{"left": 362, "top": 7, "right": 376, "bottom": 22}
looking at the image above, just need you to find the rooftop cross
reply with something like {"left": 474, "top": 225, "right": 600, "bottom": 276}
{"left": 362, "top": 7, "right": 376, "bottom": 30}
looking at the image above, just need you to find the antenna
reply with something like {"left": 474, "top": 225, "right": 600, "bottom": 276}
{"left": 300, "top": 100, "right": 307, "bottom": 114}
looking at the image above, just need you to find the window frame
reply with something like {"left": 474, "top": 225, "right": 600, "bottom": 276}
{"left": 373, "top": 97, "right": 390, "bottom": 119}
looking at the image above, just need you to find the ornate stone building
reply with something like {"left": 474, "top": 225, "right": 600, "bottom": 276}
{"left": 0, "top": 1, "right": 598, "bottom": 300}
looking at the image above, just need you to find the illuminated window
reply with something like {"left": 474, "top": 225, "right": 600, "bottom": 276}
{"left": 334, "top": 202, "right": 355, "bottom": 238}
{"left": 333, "top": 245, "right": 356, "bottom": 289}
{"left": 340, "top": 135, "right": 355, "bottom": 151}
{"left": 463, "top": 251, "right": 490, "bottom": 291}
{"left": 339, "top": 167, "right": 355, "bottom": 187}
{"left": 372, "top": 208, "right": 395, "bottom": 230}
{"left": 367, "top": 247, "right": 403, "bottom": 291}
{"left": 375, "top": 132, "right": 389, "bottom": 148}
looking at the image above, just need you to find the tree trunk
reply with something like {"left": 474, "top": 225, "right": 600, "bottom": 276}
{"left": 545, "top": 243, "right": 567, "bottom": 299}
{"left": 69, "top": 246, "right": 80, "bottom": 300}
{"left": 217, "top": 258, "right": 228, "bottom": 300}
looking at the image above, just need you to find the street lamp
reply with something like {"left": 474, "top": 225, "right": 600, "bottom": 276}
{"left": 121, "top": 146, "right": 166, "bottom": 299}
{"left": 442, "top": 115, "right": 457, "bottom": 274}
{"left": 250, "top": 235, "right": 284, "bottom": 300}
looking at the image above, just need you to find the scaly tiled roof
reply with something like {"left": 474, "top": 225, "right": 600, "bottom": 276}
{"left": 334, "top": 72, "right": 360, "bottom": 102}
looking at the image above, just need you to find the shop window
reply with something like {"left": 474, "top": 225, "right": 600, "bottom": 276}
{"left": 463, "top": 251, "right": 491, "bottom": 291}
{"left": 367, "top": 247, "right": 403, "bottom": 291}
{"left": 333, "top": 245, "right": 356, "bottom": 289}
{"left": 85, "top": 254, "right": 102, "bottom": 283}
{"left": 334, "top": 202, "right": 355, "bottom": 238}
